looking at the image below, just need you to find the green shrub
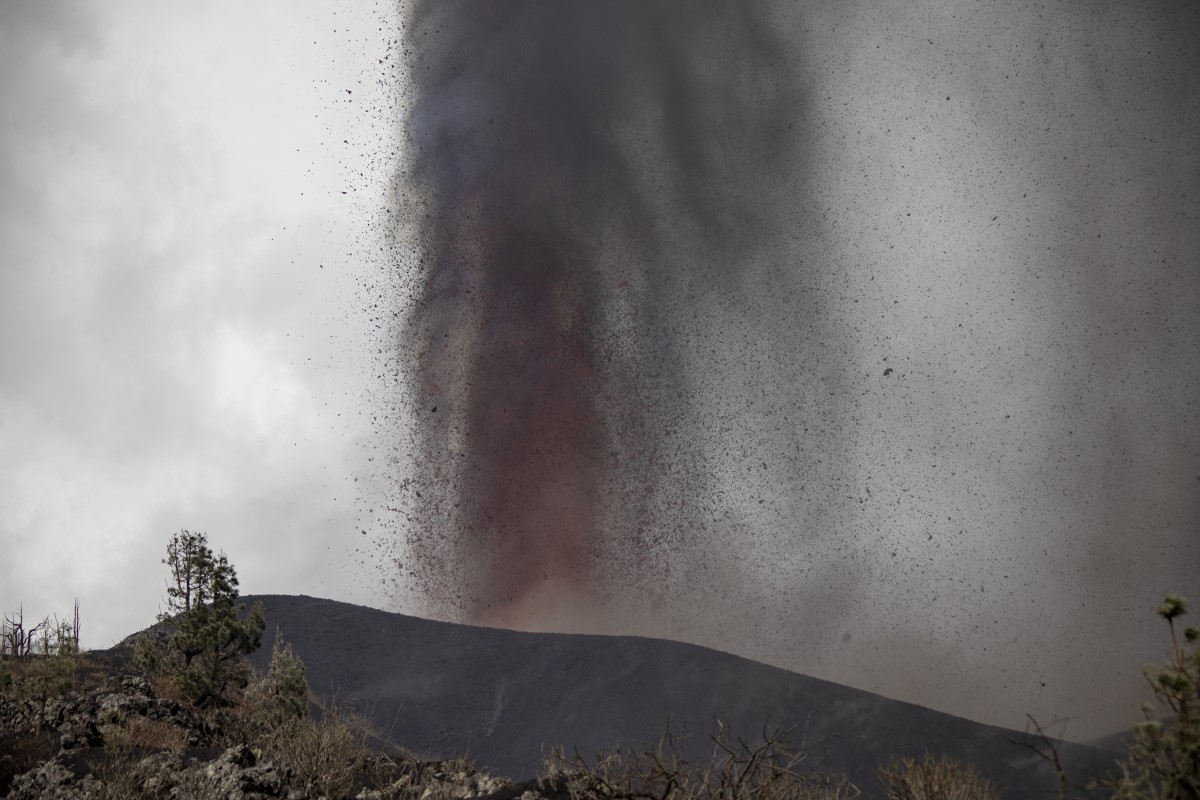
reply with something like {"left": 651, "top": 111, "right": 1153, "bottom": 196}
{"left": 1106, "top": 594, "right": 1200, "bottom": 800}
{"left": 228, "top": 627, "right": 311, "bottom": 747}
{"left": 131, "top": 631, "right": 168, "bottom": 678}
{"left": 262, "top": 627, "right": 309, "bottom": 723}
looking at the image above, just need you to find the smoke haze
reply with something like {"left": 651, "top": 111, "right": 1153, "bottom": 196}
{"left": 377, "top": 0, "right": 1200, "bottom": 741}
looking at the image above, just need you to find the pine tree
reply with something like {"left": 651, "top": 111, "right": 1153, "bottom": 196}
{"left": 162, "top": 529, "right": 230, "bottom": 618}
{"left": 158, "top": 530, "right": 265, "bottom": 707}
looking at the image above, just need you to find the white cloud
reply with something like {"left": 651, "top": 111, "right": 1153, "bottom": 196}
{"left": 0, "top": 0, "right": 395, "bottom": 647}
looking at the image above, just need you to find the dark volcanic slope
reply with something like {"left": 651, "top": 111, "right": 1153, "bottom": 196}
{"left": 243, "top": 595, "right": 1116, "bottom": 797}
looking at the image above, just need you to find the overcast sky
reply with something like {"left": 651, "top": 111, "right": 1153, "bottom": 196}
{"left": 0, "top": 0, "right": 397, "bottom": 646}
{"left": 1, "top": 0, "right": 1198, "bottom": 747}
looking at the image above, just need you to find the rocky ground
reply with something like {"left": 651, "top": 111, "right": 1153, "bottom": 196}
{"left": 0, "top": 650, "right": 534, "bottom": 800}
{"left": 3, "top": 596, "right": 1132, "bottom": 799}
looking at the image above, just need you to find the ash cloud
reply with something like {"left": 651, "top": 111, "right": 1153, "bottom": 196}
{"left": 392, "top": 2, "right": 807, "bottom": 627}
{"left": 377, "top": 0, "right": 1200, "bottom": 742}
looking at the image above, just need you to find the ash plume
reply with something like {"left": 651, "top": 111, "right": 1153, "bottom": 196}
{"left": 374, "top": 0, "right": 1200, "bottom": 741}
{"left": 393, "top": 2, "right": 802, "bottom": 628}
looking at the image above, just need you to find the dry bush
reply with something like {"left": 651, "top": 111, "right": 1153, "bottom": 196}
{"left": 386, "top": 755, "right": 490, "bottom": 800}
{"left": 93, "top": 736, "right": 153, "bottom": 800}
{"left": 698, "top": 725, "right": 858, "bottom": 800}
{"left": 876, "top": 753, "right": 1001, "bottom": 800}
{"left": 345, "top": 753, "right": 457, "bottom": 800}
{"left": 93, "top": 732, "right": 221, "bottom": 800}
{"left": 0, "top": 730, "right": 56, "bottom": 796}
{"left": 216, "top": 643, "right": 407, "bottom": 798}
{"left": 540, "top": 723, "right": 858, "bottom": 800}
{"left": 93, "top": 731, "right": 196, "bottom": 800}
{"left": 214, "top": 679, "right": 273, "bottom": 748}
{"left": 113, "top": 716, "right": 188, "bottom": 755}
{"left": 170, "top": 768, "right": 226, "bottom": 800}
{"left": 218, "top": 628, "right": 310, "bottom": 748}
{"left": 92, "top": 760, "right": 152, "bottom": 800}
{"left": 146, "top": 669, "right": 190, "bottom": 706}
{"left": 75, "top": 654, "right": 120, "bottom": 695}
{"left": 91, "top": 748, "right": 199, "bottom": 800}
{"left": 266, "top": 695, "right": 377, "bottom": 798}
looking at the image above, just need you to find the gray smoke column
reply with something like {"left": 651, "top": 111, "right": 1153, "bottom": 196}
{"left": 394, "top": 2, "right": 801, "bottom": 628}
{"left": 380, "top": 0, "right": 1200, "bottom": 740}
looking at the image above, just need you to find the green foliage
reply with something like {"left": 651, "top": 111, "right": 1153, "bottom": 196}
{"left": 226, "top": 628, "right": 310, "bottom": 750}
{"left": 161, "top": 529, "right": 239, "bottom": 620}
{"left": 10, "top": 650, "right": 78, "bottom": 734}
{"left": 1158, "top": 596, "right": 1188, "bottom": 623}
{"left": 1106, "top": 594, "right": 1200, "bottom": 800}
{"left": 132, "top": 632, "right": 168, "bottom": 677}
{"left": 153, "top": 530, "right": 266, "bottom": 708}
{"left": 172, "top": 598, "right": 265, "bottom": 708}
{"left": 263, "top": 627, "right": 309, "bottom": 723}
{"left": 1, "top": 604, "right": 80, "bottom": 735}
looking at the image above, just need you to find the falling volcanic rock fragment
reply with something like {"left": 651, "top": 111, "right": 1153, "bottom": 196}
{"left": 394, "top": 2, "right": 803, "bottom": 628}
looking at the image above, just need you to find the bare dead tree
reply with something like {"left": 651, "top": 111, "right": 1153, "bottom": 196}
{"left": 37, "top": 616, "right": 52, "bottom": 655}
{"left": 1012, "top": 714, "right": 1090, "bottom": 800}
{"left": 43, "top": 614, "right": 78, "bottom": 656}
{"left": 26, "top": 612, "right": 46, "bottom": 656}
{"left": 3, "top": 605, "right": 47, "bottom": 659}
{"left": 1, "top": 605, "right": 19, "bottom": 657}
{"left": 0, "top": 602, "right": 80, "bottom": 660}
